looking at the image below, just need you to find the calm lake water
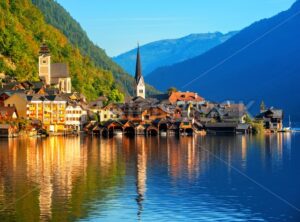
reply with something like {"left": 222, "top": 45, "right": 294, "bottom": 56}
{"left": 0, "top": 134, "right": 300, "bottom": 221}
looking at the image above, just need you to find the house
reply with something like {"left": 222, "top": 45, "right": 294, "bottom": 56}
{"left": 122, "top": 97, "right": 155, "bottom": 122}
{"left": 202, "top": 103, "right": 247, "bottom": 124}
{"left": 38, "top": 43, "right": 72, "bottom": 93}
{"left": 98, "top": 103, "right": 123, "bottom": 122}
{"left": 205, "top": 122, "right": 239, "bottom": 134}
{"left": 255, "top": 108, "right": 283, "bottom": 131}
{"left": 0, "top": 124, "right": 18, "bottom": 138}
{"left": 4, "top": 93, "right": 28, "bottom": 118}
{"left": 88, "top": 96, "right": 108, "bottom": 112}
{"left": 142, "top": 105, "right": 180, "bottom": 123}
{"left": 196, "top": 102, "right": 250, "bottom": 134}
{"left": 0, "top": 106, "right": 18, "bottom": 121}
{"left": 65, "top": 104, "right": 88, "bottom": 131}
{"left": 179, "top": 119, "right": 194, "bottom": 135}
{"left": 4, "top": 94, "right": 67, "bottom": 132}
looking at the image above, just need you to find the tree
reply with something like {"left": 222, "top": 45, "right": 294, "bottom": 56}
{"left": 167, "top": 87, "right": 177, "bottom": 95}
{"left": 107, "top": 89, "right": 124, "bottom": 103}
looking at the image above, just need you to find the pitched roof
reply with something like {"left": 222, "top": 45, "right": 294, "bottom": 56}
{"left": 169, "top": 91, "right": 204, "bottom": 103}
{"left": 256, "top": 108, "right": 283, "bottom": 119}
{"left": 150, "top": 93, "right": 170, "bottom": 103}
{"left": 2, "top": 82, "right": 24, "bottom": 90}
{"left": 51, "top": 63, "right": 69, "bottom": 78}
{"left": 0, "top": 106, "right": 18, "bottom": 118}
{"left": 223, "top": 104, "right": 246, "bottom": 118}
{"left": 205, "top": 122, "right": 238, "bottom": 128}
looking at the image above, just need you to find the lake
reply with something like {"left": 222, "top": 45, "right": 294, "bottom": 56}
{"left": 0, "top": 134, "right": 299, "bottom": 221}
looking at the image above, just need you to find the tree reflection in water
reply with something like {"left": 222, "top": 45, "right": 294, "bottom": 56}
{"left": 0, "top": 133, "right": 297, "bottom": 222}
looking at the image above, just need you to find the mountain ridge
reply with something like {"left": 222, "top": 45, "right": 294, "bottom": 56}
{"left": 113, "top": 31, "right": 237, "bottom": 76}
{"left": 146, "top": 1, "right": 300, "bottom": 120}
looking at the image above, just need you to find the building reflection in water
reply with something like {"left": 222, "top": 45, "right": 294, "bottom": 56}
{"left": 135, "top": 136, "right": 147, "bottom": 219}
{"left": 241, "top": 135, "right": 247, "bottom": 165}
{"left": 25, "top": 137, "right": 82, "bottom": 221}
{"left": 166, "top": 136, "right": 201, "bottom": 182}
{"left": 0, "top": 133, "right": 294, "bottom": 221}
{"left": 0, "top": 136, "right": 126, "bottom": 222}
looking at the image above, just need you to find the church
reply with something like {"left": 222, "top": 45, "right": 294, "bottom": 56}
{"left": 38, "top": 43, "right": 72, "bottom": 93}
{"left": 134, "top": 45, "right": 146, "bottom": 99}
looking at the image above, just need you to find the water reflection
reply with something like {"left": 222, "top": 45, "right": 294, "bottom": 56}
{"left": 135, "top": 137, "right": 147, "bottom": 219}
{"left": 0, "top": 133, "right": 299, "bottom": 221}
{"left": 0, "top": 137, "right": 125, "bottom": 221}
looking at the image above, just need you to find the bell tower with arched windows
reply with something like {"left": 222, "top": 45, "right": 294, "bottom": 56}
{"left": 39, "top": 43, "right": 51, "bottom": 85}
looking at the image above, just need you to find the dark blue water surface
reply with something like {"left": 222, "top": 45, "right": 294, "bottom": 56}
{"left": 0, "top": 134, "right": 299, "bottom": 221}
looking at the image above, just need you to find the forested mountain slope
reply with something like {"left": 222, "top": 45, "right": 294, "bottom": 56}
{"left": 32, "top": 0, "right": 158, "bottom": 96}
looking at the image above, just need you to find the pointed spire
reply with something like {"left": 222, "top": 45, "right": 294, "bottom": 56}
{"left": 135, "top": 44, "right": 142, "bottom": 84}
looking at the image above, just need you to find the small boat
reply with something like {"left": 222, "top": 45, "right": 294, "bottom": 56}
{"left": 280, "top": 127, "right": 292, "bottom": 133}
{"left": 113, "top": 129, "right": 123, "bottom": 136}
{"left": 279, "top": 116, "right": 293, "bottom": 132}
{"left": 160, "top": 131, "right": 167, "bottom": 136}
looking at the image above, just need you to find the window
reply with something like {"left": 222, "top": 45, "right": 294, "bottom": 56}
{"left": 43, "top": 60, "right": 47, "bottom": 64}
{"left": 139, "top": 90, "right": 143, "bottom": 93}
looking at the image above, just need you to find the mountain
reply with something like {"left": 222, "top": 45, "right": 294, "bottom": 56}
{"left": 31, "top": 0, "right": 159, "bottom": 97}
{"left": 146, "top": 1, "right": 300, "bottom": 121}
{"left": 113, "top": 32, "right": 237, "bottom": 76}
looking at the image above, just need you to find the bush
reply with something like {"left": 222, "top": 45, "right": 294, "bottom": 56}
{"left": 251, "top": 120, "right": 265, "bottom": 134}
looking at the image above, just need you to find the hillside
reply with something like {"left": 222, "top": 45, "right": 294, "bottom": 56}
{"left": 146, "top": 1, "right": 300, "bottom": 120}
{"left": 113, "top": 32, "right": 237, "bottom": 76}
{"left": 31, "top": 0, "right": 159, "bottom": 96}
{"left": 0, "top": 0, "right": 126, "bottom": 101}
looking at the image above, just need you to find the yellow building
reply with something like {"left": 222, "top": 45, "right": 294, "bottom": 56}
{"left": 89, "top": 103, "right": 122, "bottom": 122}
{"left": 99, "top": 103, "right": 123, "bottom": 122}
{"left": 5, "top": 94, "right": 67, "bottom": 132}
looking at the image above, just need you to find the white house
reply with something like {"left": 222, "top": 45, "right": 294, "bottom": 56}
{"left": 65, "top": 104, "right": 88, "bottom": 131}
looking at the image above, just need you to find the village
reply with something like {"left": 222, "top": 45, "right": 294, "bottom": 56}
{"left": 0, "top": 43, "right": 284, "bottom": 138}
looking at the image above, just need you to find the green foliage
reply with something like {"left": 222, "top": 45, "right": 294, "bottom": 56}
{"left": 0, "top": 0, "right": 125, "bottom": 101}
{"left": 251, "top": 120, "right": 265, "bottom": 134}
{"left": 31, "top": 0, "right": 159, "bottom": 96}
{"left": 167, "top": 87, "right": 177, "bottom": 95}
{"left": 244, "top": 114, "right": 252, "bottom": 124}
{"left": 243, "top": 114, "right": 264, "bottom": 134}
{"left": 107, "top": 89, "right": 125, "bottom": 103}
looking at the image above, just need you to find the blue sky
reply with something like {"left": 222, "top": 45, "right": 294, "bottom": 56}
{"left": 56, "top": 0, "right": 296, "bottom": 56}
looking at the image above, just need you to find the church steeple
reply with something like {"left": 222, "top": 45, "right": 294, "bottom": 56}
{"left": 134, "top": 44, "right": 145, "bottom": 98}
{"left": 135, "top": 44, "right": 142, "bottom": 84}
